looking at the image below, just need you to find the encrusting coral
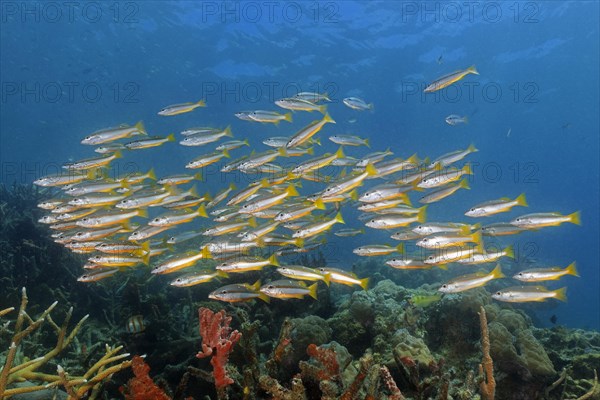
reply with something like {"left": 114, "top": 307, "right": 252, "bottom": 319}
{"left": 0, "top": 288, "right": 131, "bottom": 399}
{"left": 196, "top": 307, "right": 242, "bottom": 399}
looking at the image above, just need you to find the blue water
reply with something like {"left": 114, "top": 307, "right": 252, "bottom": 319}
{"left": 1, "top": 1, "right": 598, "bottom": 330}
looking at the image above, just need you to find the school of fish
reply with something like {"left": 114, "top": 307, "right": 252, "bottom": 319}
{"left": 34, "top": 68, "right": 582, "bottom": 305}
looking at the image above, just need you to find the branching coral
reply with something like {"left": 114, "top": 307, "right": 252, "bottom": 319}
{"left": 0, "top": 288, "right": 131, "bottom": 399}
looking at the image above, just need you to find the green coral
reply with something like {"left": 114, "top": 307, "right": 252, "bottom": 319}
{"left": 392, "top": 329, "right": 434, "bottom": 368}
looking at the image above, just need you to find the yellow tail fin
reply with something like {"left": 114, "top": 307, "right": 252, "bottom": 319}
{"left": 308, "top": 283, "right": 318, "bottom": 300}
{"left": 197, "top": 100, "right": 206, "bottom": 107}
{"left": 323, "top": 112, "right": 336, "bottom": 123}
{"left": 467, "top": 65, "right": 479, "bottom": 75}
{"left": 490, "top": 264, "right": 505, "bottom": 279}
{"left": 463, "top": 163, "right": 473, "bottom": 175}
{"left": 286, "top": 184, "right": 300, "bottom": 197}
{"left": 197, "top": 204, "right": 208, "bottom": 218}
{"left": 569, "top": 211, "right": 581, "bottom": 225}
{"left": 365, "top": 163, "right": 378, "bottom": 176}
{"left": 459, "top": 178, "right": 470, "bottom": 190}
{"left": 147, "top": 168, "right": 156, "bottom": 180}
{"left": 360, "top": 277, "right": 370, "bottom": 291}
{"left": 565, "top": 261, "right": 579, "bottom": 277}
{"left": 166, "top": 133, "right": 176, "bottom": 142}
{"left": 258, "top": 293, "right": 271, "bottom": 303}
{"left": 503, "top": 245, "right": 514, "bottom": 259}
{"left": 223, "top": 125, "right": 233, "bottom": 137}
{"left": 554, "top": 287, "right": 568, "bottom": 302}
{"left": 515, "top": 193, "right": 528, "bottom": 207}
{"left": 200, "top": 246, "right": 212, "bottom": 259}
{"left": 268, "top": 254, "right": 280, "bottom": 267}
{"left": 135, "top": 120, "right": 147, "bottom": 135}
{"left": 335, "top": 212, "right": 345, "bottom": 224}
{"left": 284, "top": 113, "right": 293, "bottom": 123}
{"left": 137, "top": 208, "right": 149, "bottom": 218}
{"left": 416, "top": 206, "right": 427, "bottom": 223}
{"left": 314, "top": 198, "right": 326, "bottom": 210}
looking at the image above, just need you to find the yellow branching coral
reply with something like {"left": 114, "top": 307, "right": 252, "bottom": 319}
{"left": 0, "top": 288, "right": 131, "bottom": 399}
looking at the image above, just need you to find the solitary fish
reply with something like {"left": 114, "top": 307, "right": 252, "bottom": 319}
{"left": 318, "top": 267, "right": 369, "bottom": 290}
{"left": 259, "top": 280, "right": 319, "bottom": 300}
{"left": 125, "top": 315, "right": 145, "bottom": 334}
{"left": 294, "top": 92, "right": 331, "bottom": 102}
{"left": 466, "top": 193, "right": 527, "bottom": 217}
{"left": 492, "top": 286, "right": 567, "bottom": 303}
{"left": 424, "top": 65, "right": 479, "bottom": 93}
{"left": 445, "top": 115, "right": 468, "bottom": 125}
{"left": 329, "top": 135, "right": 370, "bottom": 147}
{"left": 410, "top": 293, "right": 442, "bottom": 308}
{"left": 276, "top": 265, "right": 331, "bottom": 285}
{"left": 353, "top": 244, "right": 404, "bottom": 257}
{"left": 275, "top": 98, "right": 327, "bottom": 113}
{"left": 510, "top": 211, "right": 581, "bottom": 229}
{"left": 158, "top": 100, "right": 206, "bottom": 116}
{"left": 247, "top": 110, "right": 293, "bottom": 125}
{"left": 170, "top": 271, "right": 228, "bottom": 287}
{"left": 208, "top": 281, "right": 270, "bottom": 303}
{"left": 334, "top": 228, "right": 365, "bottom": 237}
{"left": 125, "top": 134, "right": 176, "bottom": 150}
{"left": 438, "top": 264, "right": 504, "bottom": 293}
{"left": 343, "top": 97, "right": 373, "bottom": 111}
{"left": 513, "top": 262, "right": 579, "bottom": 282}
{"left": 81, "top": 121, "right": 146, "bottom": 145}
{"left": 286, "top": 113, "right": 336, "bottom": 148}
{"left": 151, "top": 247, "right": 212, "bottom": 275}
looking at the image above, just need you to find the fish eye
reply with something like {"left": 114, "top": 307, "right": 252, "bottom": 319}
{"left": 518, "top": 272, "right": 523, "bottom": 276}
{"left": 220, "top": 290, "right": 228, "bottom": 294}
{"left": 82, "top": 218, "right": 89, "bottom": 222}
{"left": 470, "top": 208, "right": 475, "bottom": 212}
{"left": 516, "top": 218, "right": 521, "bottom": 222}
{"left": 495, "top": 291, "right": 501, "bottom": 296}
{"left": 442, "top": 284, "right": 447, "bottom": 288}
{"left": 76, "top": 232, "right": 84, "bottom": 237}
{"left": 267, "top": 285, "right": 274, "bottom": 289}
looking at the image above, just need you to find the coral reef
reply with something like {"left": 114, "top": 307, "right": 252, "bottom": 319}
{"left": 478, "top": 306, "right": 496, "bottom": 400}
{"left": 1, "top": 184, "right": 599, "bottom": 400}
{"left": 120, "top": 355, "right": 171, "bottom": 400}
{"left": 196, "top": 307, "right": 242, "bottom": 398}
{"left": 0, "top": 288, "right": 131, "bottom": 399}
